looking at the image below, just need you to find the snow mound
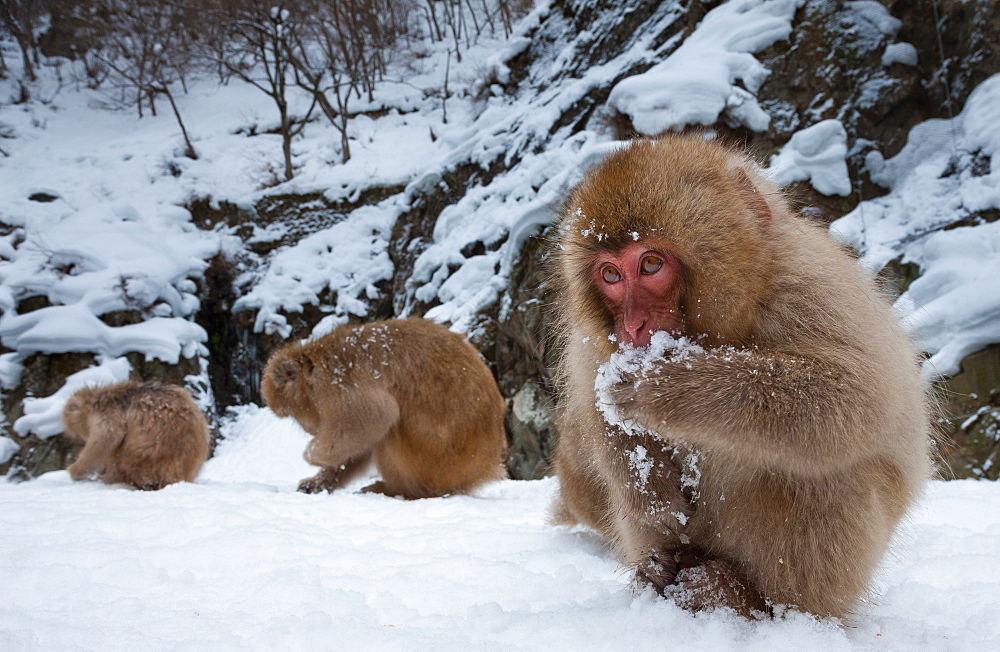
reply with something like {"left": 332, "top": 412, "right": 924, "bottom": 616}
{"left": 767, "top": 119, "right": 851, "bottom": 196}
{"left": 0, "top": 202, "right": 218, "bottom": 389}
{"left": 608, "top": 0, "right": 805, "bottom": 134}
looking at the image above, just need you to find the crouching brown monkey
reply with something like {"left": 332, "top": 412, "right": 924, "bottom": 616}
{"left": 551, "top": 135, "right": 932, "bottom": 618}
{"left": 261, "top": 318, "right": 508, "bottom": 498}
{"left": 62, "top": 381, "right": 210, "bottom": 490}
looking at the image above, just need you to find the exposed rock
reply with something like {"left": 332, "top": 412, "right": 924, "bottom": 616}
{"left": 492, "top": 230, "right": 558, "bottom": 480}
{"left": 936, "top": 344, "right": 1000, "bottom": 480}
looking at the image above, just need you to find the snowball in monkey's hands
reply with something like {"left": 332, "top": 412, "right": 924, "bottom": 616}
{"left": 594, "top": 331, "right": 708, "bottom": 435}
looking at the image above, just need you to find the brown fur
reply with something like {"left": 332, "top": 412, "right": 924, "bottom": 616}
{"left": 261, "top": 318, "right": 508, "bottom": 498}
{"left": 62, "top": 381, "right": 210, "bottom": 490}
{"left": 551, "top": 135, "right": 932, "bottom": 618}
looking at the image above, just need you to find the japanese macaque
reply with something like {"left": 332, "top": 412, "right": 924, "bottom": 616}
{"left": 551, "top": 135, "right": 932, "bottom": 618}
{"left": 261, "top": 318, "right": 508, "bottom": 498}
{"left": 62, "top": 381, "right": 210, "bottom": 490}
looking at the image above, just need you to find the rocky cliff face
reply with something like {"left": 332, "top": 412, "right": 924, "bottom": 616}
{"left": 3, "top": 0, "right": 997, "bottom": 480}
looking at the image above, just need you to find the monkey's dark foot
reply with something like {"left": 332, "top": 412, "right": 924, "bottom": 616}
{"left": 360, "top": 480, "right": 395, "bottom": 496}
{"left": 134, "top": 481, "right": 167, "bottom": 491}
{"left": 361, "top": 481, "right": 436, "bottom": 500}
{"left": 636, "top": 549, "right": 681, "bottom": 595}
{"left": 665, "top": 559, "right": 771, "bottom": 619}
{"left": 635, "top": 546, "right": 704, "bottom": 595}
{"left": 296, "top": 477, "right": 329, "bottom": 493}
{"left": 635, "top": 547, "right": 706, "bottom": 596}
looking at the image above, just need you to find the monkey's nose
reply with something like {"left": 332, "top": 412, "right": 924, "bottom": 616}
{"left": 626, "top": 321, "right": 651, "bottom": 348}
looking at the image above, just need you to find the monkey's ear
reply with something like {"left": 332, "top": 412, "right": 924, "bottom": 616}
{"left": 271, "top": 358, "right": 300, "bottom": 387}
{"left": 731, "top": 167, "right": 772, "bottom": 226}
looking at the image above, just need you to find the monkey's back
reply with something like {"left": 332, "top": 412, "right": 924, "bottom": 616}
{"left": 302, "top": 318, "right": 508, "bottom": 495}
{"left": 305, "top": 318, "right": 502, "bottom": 415}
{"left": 101, "top": 382, "right": 209, "bottom": 489}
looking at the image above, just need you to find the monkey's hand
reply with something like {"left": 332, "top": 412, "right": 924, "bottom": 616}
{"left": 297, "top": 455, "right": 372, "bottom": 494}
{"left": 67, "top": 461, "right": 101, "bottom": 482}
{"left": 600, "top": 334, "right": 872, "bottom": 476}
{"left": 297, "top": 472, "right": 336, "bottom": 494}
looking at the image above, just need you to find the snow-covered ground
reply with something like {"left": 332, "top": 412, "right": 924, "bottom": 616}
{"left": 1, "top": 407, "right": 998, "bottom": 650}
{"left": 2, "top": 0, "right": 997, "bottom": 439}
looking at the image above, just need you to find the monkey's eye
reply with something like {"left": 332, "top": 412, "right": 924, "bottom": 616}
{"left": 640, "top": 255, "right": 662, "bottom": 275}
{"left": 601, "top": 264, "right": 621, "bottom": 283}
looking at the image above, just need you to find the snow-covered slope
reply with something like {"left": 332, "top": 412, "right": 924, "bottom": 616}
{"left": 1, "top": 409, "right": 998, "bottom": 650}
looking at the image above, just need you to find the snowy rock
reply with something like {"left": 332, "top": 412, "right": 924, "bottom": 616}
{"left": 767, "top": 119, "right": 852, "bottom": 196}
{"left": 832, "top": 74, "right": 1000, "bottom": 378}
{"left": 608, "top": 0, "right": 804, "bottom": 134}
{"left": 882, "top": 42, "right": 918, "bottom": 67}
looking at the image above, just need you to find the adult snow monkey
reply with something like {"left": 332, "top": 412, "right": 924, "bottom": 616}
{"left": 550, "top": 134, "right": 932, "bottom": 618}
{"left": 262, "top": 318, "right": 508, "bottom": 499}
{"left": 63, "top": 381, "right": 210, "bottom": 490}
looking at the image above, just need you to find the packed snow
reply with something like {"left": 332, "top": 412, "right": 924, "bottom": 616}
{"left": 1, "top": 407, "right": 999, "bottom": 649}
{"left": 594, "top": 331, "right": 708, "bottom": 437}
{"left": 766, "top": 119, "right": 851, "bottom": 196}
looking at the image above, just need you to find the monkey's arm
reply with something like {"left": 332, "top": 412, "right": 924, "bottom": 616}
{"left": 67, "top": 422, "right": 126, "bottom": 481}
{"left": 299, "top": 388, "right": 401, "bottom": 493}
{"left": 608, "top": 346, "right": 877, "bottom": 476}
{"left": 304, "top": 386, "right": 401, "bottom": 470}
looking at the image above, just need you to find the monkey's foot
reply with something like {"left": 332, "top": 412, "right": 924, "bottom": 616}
{"left": 135, "top": 481, "right": 168, "bottom": 491}
{"left": 360, "top": 480, "right": 399, "bottom": 497}
{"left": 297, "top": 478, "right": 329, "bottom": 493}
{"left": 361, "top": 481, "right": 444, "bottom": 500}
{"left": 665, "top": 560, "right": 770, "bottom": 619}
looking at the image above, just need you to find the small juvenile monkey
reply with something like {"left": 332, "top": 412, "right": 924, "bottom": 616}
{"left": 62, "top": 381, "right": 210, "bottom": 490}
{"left": 261, "top": 318, "right": 508, "bottom": 498}
{"left": 551, "top": 135, "right": 932, "bottom": 618}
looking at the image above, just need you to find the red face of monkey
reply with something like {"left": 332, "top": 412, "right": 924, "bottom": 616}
{"left": 593, "top": 240, "right": 684, "bottom": 348}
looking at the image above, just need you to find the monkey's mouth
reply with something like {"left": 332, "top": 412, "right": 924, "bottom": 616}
{"left": 619, "top": 324, "right": 684, "bottom": 350}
